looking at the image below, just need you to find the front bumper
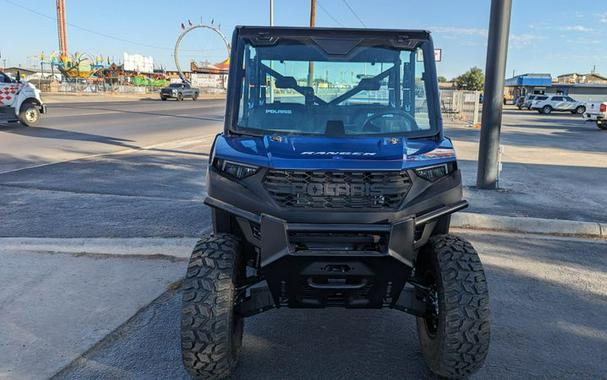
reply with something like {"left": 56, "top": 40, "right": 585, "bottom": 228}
{"left": 205, "top": 196, "right": 467, "bottom": 266}
{"left": 205, "top": 196, "right": 467, "bottom": 308}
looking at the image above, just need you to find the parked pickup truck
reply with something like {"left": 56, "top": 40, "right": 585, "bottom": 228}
{"left": 531, "top": 95, "right": 586, "bottom": 115}
{"left": 582, "top": 101, "right": 607, "bottom": 130}
{"left": 160, "top": 82, "right": 199, "bottom": 101}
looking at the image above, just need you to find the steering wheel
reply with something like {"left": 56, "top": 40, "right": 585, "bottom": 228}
{"left": 362, "top": 110, "right": 417, "bottom": 133}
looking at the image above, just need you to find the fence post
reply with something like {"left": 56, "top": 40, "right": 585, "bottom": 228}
{"left": 473, "top": 91, "right": 480, "bottom": 126}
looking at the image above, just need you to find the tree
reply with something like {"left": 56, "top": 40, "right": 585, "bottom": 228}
{"left": 437, "top": 75, "right": 448, "bottom": 83}
{"left": 454, "top": 67, "right": 484, "bottom": 91}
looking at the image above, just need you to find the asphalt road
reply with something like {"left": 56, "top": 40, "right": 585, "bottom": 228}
{"left": 55, "top": 232, "right": 607, "bottom": 380}
{"left": 0, "top": 99, "right": 224, "bottom": 173}
{"left": 0, "top": 99, "right": 222, "bottom": 237}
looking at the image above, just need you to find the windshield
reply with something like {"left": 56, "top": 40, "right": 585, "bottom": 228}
{"left": 232, "top": 37, "right": 438, "bottom": 137}
{"left": 169, "top": 83, "right": 182, "bottom": 88}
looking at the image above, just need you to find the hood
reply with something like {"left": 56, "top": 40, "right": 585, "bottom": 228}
{"left": 213, "top": 134, "right": 455, "bottom": 171}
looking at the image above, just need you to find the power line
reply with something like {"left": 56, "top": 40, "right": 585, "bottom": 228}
{"left": 2, "top": 0, "right": 217, "bottom": 53}
{"left": 341, "top": 0, "right": 367, "bottom": 27}
{"left": 317, "top": 0, "right": 345, "bottom": 27}
{"left": 3, "top": 0, "right": 174, "bottom": 50}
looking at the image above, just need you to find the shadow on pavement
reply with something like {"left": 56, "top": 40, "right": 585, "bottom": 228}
{"left": 55, "top": 234, "right": 607, "bottom": 380}
{"left": 0, "top": 126, "right": 139, "bottom": 150}
{"left": 0, "top": 149, "right": 211, "bottom": 238}
{"left": 0, "top": 126, "right": 211, "bottom": 158}
{"left": 446, "top": 122, "right": 606, "bottom": 154}
{"left": 51, "top": 104, "right": 225, "bottom": 122}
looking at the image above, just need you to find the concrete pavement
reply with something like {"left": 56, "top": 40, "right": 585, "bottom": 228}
{"left": 0, "top": 248, "right": 185, "bottom": 380}
{"left": 52, "top": 232, "right": 607, "bottom": 380}
{"left": 450, "top": 107, "right": 607, "bottom": 223}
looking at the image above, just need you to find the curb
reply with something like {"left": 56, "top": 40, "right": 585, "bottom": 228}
{"left": 0, "top": 237, "right": 197, "bottom": 259}
{"left": 1, "top": 214, "right": 604, "bottom": 259}
{"left": 452, "top": 212, "right": 606, "bottom": 239}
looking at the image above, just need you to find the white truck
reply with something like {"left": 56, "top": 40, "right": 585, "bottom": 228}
{"left": 0, "top": 71, "right": 47, "bottom": 126}
{"left": 582, "top": 101, "right": 607, "bottom": 130}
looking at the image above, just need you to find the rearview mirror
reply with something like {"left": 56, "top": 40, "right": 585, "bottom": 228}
{"left": 275, "top": 77, "right": 297, "bottom": 89}
{"left": 358, "top": 78, "right": 381, "bottom": 91}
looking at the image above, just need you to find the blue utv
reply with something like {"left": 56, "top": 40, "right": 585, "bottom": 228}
{"left": 180, "top": 26, "right": 491, "bottom": 379}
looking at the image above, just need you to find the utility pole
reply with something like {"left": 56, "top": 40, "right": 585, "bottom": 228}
{"left": 307, "top": 0, "right": 316, "bottom": 88}
{"left": 476, "top": 0, "right": 512, "bottom": 189}
{"left": 56, "top": 0, "right": 69, "bottom": 61}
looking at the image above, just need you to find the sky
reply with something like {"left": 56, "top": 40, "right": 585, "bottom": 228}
{"left": 1, "top": 0, "right": 607, "bottom": 79}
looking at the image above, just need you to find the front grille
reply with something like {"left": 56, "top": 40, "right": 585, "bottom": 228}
{"left": 264, "top": 170, "right": 411, "bottom": 209}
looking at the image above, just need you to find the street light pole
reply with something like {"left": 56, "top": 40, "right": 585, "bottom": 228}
{"left": 476, "top": 0, "right": 512, "bottom": 189}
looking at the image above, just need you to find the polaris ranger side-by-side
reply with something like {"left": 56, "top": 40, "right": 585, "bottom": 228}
{"left": 181, "top": 26, "right": 490, "bottom": 379}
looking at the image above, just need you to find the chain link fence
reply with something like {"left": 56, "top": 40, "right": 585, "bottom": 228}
{"left": 57, "top": 82, "right": 157, "bottom": 94}
{"left": 440, "top": 89, "right": 482, "bottom": 126}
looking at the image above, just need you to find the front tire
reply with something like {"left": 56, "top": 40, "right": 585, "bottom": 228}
{"left": 416, "top": 234, "right": 490, "bottom": 378}
{"left": 161, "top": 96, "right": 167, "bottom": 101}
{"left": 181, "top": 234, "right": 245, "bottom": 380}
{"left": 177, "top": 92, "right": 184, "bottom": 101}
{"left": 192, "top": 92, "right": 199, "bottom": 101}
{"left": 18, "top": 101, "right": 41, "bottom": 127}
{"left": 542, "top": 105, "right": 553, "bottom": 114}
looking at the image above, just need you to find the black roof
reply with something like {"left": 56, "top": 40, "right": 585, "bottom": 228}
{"left": 235, "top": 25, "right": 431, "bottom": 39}
{"left": 233, "top": 26, "right": 432, "bottom": 51}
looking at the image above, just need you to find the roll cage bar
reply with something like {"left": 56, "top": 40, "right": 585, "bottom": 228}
{"left": 253, "top": 56, "right": 406, "bottom": 109}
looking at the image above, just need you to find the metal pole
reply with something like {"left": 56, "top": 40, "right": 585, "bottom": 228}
{"left": 269, "top": 0, "right": 275, "bottom": 103}
{"left": 307, "top": 0, "right": 316, "bottom": 88}
{"left": 270, "top": 0, "right": 274, "bottom": 26}
{"left": 476, "top": 0, "right": 512, "bottom": 189}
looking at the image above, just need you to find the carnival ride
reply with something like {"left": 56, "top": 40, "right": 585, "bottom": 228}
{"left": 174, "top": 21, "right": 231, "bottom": 83}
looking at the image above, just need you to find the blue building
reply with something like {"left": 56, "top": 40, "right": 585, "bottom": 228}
{"left": 504, "top": 73, "right": 552, "bottom": 98}
{"left": 505, "top": 73, "right": 607, "bottom": 102}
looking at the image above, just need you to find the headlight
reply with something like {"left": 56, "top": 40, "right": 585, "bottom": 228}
{"left": 214, "top": 159, "right": 259, "bottom": 179}
{"left": 415, "top": 161, "right": 457, "bottom": 181}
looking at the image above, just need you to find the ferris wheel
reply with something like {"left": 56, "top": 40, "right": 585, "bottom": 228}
{"left": 174, "top": 21, "right": 231, "bottom": 83}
